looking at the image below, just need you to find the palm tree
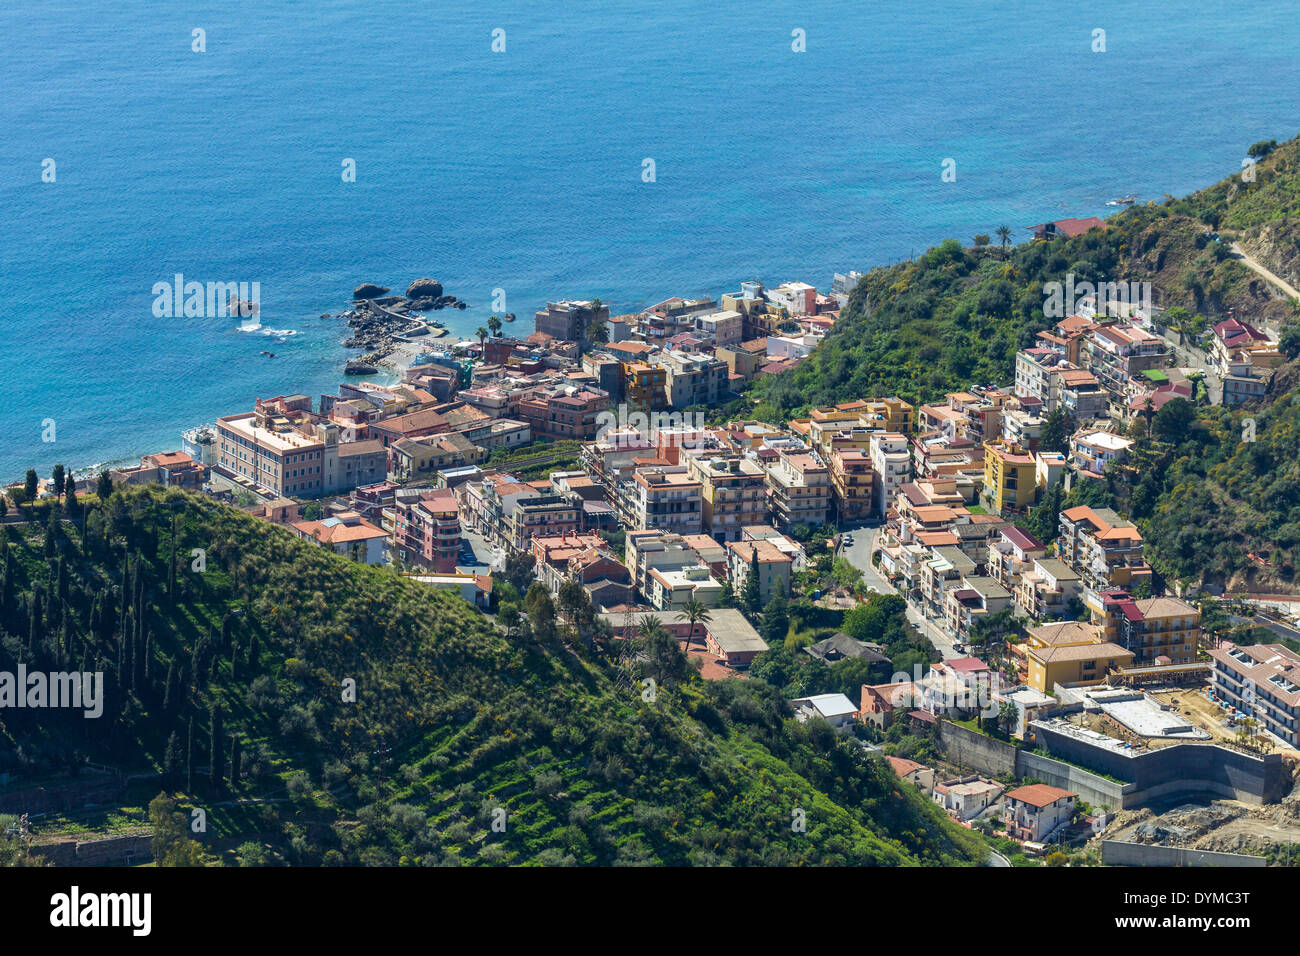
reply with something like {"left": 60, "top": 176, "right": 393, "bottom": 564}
{"left": 680, "top": 598, "right": 712, "bottom": 653}
{"left": 476, "top": 326, "right": 488, "bottom": 351}
{"left": 487, "top": 315, "right": 502, "bottom": 337}
{"left": 1140, "top": 395, "right": 1156, "bottom": 433}
{"left": 997, "top": 700, "right": 1019, "bottom": 734}
{"left": 636, "top": 614, "right": 665, "bottom": 641}
{"left": 995, "top": 225, "right": 1012, "bottom": 256}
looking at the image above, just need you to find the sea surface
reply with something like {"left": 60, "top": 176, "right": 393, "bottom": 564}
{"left": 2, "top": 0, "right": 1299, "bottom": 480}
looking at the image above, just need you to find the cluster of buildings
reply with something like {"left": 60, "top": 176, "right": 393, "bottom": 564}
{"left": 886, "top": 756, "right": 1077, "bottom": 846}
{"left": 110, "top": 278, "right": 866, "bottom": 670}
{"left": 100, "top": 270, "right": 1260, "bottom": 730}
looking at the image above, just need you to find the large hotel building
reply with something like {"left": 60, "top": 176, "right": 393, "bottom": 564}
{"left": 215, "top": 396, "right": 386, "bottom": 497}
{"left": 1208, "top": 642, "right": 1300, "bottom": 747}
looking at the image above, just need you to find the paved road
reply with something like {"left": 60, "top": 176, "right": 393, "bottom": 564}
{"left": 838, "top": 523, "right": 961, "bottom": 660}
{"left": 458, "top": 527, "right": 497, "bottom": 574}
{"left": 839, "top": 522, "right": 894, "bottom": 596}
{"left": 1258, "top": 616, "right": 1300, "bottom": 644}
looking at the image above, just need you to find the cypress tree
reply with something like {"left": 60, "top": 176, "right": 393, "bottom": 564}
{"left": 742, "top": 547, "right": 763, "bottom": 617}
{"left": 186, "top": 716, "right": 195, "bottom": 794}
{"left": 120, "top": 609, "right": 133, "bottom": 685}
{"left": 27, "top": 591, "right": 43, "bottom": 659}
{"left": 210, "top": 706, "right": 225, "bottom": 792}
{"left": 140, "top": 628, "right": 153, "bottom": 692}
{"left": 194, "top": 635, "right": 211, "bottom": 690}
{"left": 59, "top": 603, "right": 72, "bottom": 668}
{"left": 229, "top": 735, "right": 241, "bottom": 790}
{"left": 167, "top": 522, "right": 177, "bottom": 607}
{"left": 1, "top": 556, "right": 12, "bottom": 614}
{"left": 163, "top": 731, "right": 182, "bottom": 785}
{"left": 246, "top": 632, "right": 258, "bottom": 676}
{"left": 43, "top": 515, "right": 56, "bottom": 558}
{"left": 163, "top": 656, "right": 181, "bottom": 714}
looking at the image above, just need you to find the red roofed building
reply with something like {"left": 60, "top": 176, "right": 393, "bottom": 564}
{"left": 1004, "top": 784, "right": 1076, "bottom": 842}
{"left": 291, "top": 511, "right": 388, "bottom": 564}
{"left": 886, "top": 756, "right": 936, "bottom": 791}
{"left": 394, "top": 489, "right": 461, "bottom": 573}
{"left": 1030, "top": 217, "right": 1105, "bottom": 241}
{"left": 936, "top": 656, "right": 991, "bottom": 684}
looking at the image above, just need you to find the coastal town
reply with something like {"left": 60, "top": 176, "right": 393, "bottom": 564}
{"left": 12, "top": 213, "right": 1298, "bottom": 866}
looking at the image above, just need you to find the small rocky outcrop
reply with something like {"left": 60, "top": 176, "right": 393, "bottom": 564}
{"left": 353, "top": 283, "right": 389, "bottom": 299}
{"left": 406, "top": 278, "right": 444, "bottom": 299}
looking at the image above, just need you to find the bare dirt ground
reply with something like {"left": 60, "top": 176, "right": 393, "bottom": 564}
{"left": 1151, "top": 686, "right": 1300, "bottom": 758}
{"left": 1104, "top": 766, "right": 1300, "bottom": 858}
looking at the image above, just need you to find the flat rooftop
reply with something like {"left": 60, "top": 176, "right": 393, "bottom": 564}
{"left": 1086, "top": 689, "right": 1211, "bottom": 739}
{"left": 1032, "top": 717, "right": 1138, "bottom": 757}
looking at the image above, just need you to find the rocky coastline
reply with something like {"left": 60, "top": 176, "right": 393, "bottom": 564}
{"left": 340, "top": 278, "right": 468, "bottom": 375}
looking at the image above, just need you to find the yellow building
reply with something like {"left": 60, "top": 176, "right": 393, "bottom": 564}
{"left": 624, "top": 362, "right": 667, "bottom": 411}
{"left": 1085, "top": 592, "right": 1201, "bottom": 665}
{"left": 983, "top": 441, "right": 1037, "bottom": 515}
{"left": 805, "top": 398, "right": 915, "bottom": 456}
{"left": 1022, "top": 620, "right": 1134, "bottom": 693}
{"left": 828, "top": 448, "right": 875, "bottom": 522}
{"left": 687, "top": 454, "right": 768, "bottom": 543}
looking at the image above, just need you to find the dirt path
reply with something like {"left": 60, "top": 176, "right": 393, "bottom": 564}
{"left": 1231, "top": 242, "right": 1300, "bottom": 302}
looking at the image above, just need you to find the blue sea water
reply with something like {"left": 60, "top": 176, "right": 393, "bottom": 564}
{"left": 2, "top": 0, "right": 1298, "bottom": 481}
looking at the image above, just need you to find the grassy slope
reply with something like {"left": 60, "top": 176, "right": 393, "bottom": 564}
{"left": 0, "top": 488, "right": 983, "bottom": 866}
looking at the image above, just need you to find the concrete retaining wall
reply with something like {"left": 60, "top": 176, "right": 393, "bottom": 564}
{"left": 1101, "top": 840, "right": 1266, "bottom": 867}
{"left": 1015, "top": 751, "right": 1131, "bottom": 811}
{"left": 936, "top": 718, "right": 1290, "bottom": 809}
{"left": 935, "top": 721, "right": 1017, "bottom": 777}
{"left": 1032, "top": 722, "right": 1289, "bottom": 806}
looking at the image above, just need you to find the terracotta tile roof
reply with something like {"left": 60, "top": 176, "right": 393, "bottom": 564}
{"left": 1006, "top": 784, "right": 1075, "bottom": 808}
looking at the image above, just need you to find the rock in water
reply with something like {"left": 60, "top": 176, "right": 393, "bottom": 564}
{"left": 354, "top": 283, "right": 389, "bottom": 299}
{"left": 406, "top": 278, "right": 443, "bottom": 299}
{"left": 345, "top": 360, "right": 379, "bottom": 376}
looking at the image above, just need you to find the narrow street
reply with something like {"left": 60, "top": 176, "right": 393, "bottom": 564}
{"left": 839, "top": 522, "right": 961, "bottom": 661}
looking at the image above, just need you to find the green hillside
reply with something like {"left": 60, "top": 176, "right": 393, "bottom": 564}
{"left": 0, "top": 487, "right": 984, "bottom": 866}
